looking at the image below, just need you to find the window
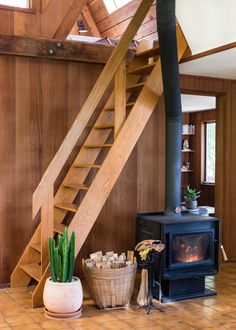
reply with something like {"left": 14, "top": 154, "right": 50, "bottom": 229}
{"left": 103, "top": 0, "right": 132, "bottom": 14}
{"left": 203, "top": 122, "right": 216, "bottom": 183}
{"left": 0, "top": 0, "right": 29, "bottom": 8}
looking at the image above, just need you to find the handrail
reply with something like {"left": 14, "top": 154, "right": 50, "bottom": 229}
{"left": 32, "top": 0, "right": 154, "bottom": 218}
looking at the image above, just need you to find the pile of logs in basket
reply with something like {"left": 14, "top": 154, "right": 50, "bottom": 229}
{"left": 83, "top": 250, "right": 136, "bottom": 269}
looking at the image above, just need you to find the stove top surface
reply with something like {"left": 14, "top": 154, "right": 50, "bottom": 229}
{"left": 137, "top": 212, "right": 220, "bottom": 224}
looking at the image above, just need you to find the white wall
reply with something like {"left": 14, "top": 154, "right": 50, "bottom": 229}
{"left": 176, "top": 0, "right": 236, "bottom": 54}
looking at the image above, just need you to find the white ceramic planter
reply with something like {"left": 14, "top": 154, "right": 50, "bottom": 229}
{"left": 43, "top": 277, "right": 83, "bottom": 314}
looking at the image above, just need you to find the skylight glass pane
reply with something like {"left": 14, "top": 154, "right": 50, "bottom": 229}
{"left": 103, "top": 0, "right": 132, "bottom": 14}
{"left": 0, "top": 0, "right": 29, "bottom": 8}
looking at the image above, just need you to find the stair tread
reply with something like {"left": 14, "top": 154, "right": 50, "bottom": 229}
{"left": 54, "top": 203, "right": 79, "bottom": 213}
{"left": 73, "top": 164, "right": 102, "bottom": 168}
{"left": 128, "top": 63, "right": 155, "bottom": 75}
{"left": 126, "top": 82, "right": 145, "bottom": 92}
{"left": 136, "top": 45, "right": 160, "bottom": 58}
{"left": 20, "top": 263, "right": 41, "bottom": 282}
{"left": 63, "top": 183, "right": 89, "bottom": 190}
{"left": 84, "top": 144, "right": 113, "bottom": 148}
{"left": 54, "top": 223, "right": 67, "bottom": 234}
{"left": 31, "top": 242, "right": 41, "bottom": 253}
{"left": 94, "top": 125, "right": 114, "bottom": 129}
{"left": 104, "top": 102, "right": 135, "bottom": 111}
{"left": 103, "top": 107, "right": 115, "bottom": 111}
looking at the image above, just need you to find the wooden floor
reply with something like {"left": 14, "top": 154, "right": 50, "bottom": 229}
{"left": 0, "top": 263, "right": 236, "bottom": 329}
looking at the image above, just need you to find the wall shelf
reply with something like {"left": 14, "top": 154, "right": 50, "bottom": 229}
{"left": 182, "top": 149, "right": 194, "bottom": 152}
{"left": 181, "top": 169, "right": 194, "bottom": 173}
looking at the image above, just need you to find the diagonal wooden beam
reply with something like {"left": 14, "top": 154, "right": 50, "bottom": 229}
{"left": 81, "top": 5, "right": 101, "bottom": 37}
{"left": 181, "top": 41, "right": 236, "bottom": 63}
{"left": 53, "top": 0, "right": 88, "bottom": 39}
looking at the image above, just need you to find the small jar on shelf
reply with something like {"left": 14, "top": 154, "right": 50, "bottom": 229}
{"left": 182, "top": 124, "right": 195, "bottom": 135}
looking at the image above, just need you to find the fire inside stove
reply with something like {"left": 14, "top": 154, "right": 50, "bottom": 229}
{"left": 171, "top": 232, "right": 210, "bottom": 264}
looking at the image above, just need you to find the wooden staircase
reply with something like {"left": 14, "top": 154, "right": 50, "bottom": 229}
{"left": 10, "top": 0, "right": 188, "bottom": 307}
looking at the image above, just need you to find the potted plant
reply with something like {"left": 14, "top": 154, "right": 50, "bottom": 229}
{"left": 43, "top": 227, "right": 83, "bottom": 318}
{"left": 184, "top": 185, "right": 201, "bottom": 210}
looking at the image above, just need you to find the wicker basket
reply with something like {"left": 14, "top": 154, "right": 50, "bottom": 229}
{"left": 83, "top": 264, "right": 137, "bottom": 309}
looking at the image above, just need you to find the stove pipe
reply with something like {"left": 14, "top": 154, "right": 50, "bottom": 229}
{"left": 156, "top": 0, "right": 182, "bottom": 215}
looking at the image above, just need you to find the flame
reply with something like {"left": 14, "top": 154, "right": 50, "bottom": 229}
{"left": 173, "top": 233, "right": 209, "bottom": 264}
{"left": 175, "top": 244, "right": 204, "bottom": 263}
{"left": 183, "top": 255, "right": 203, "bottom": 263}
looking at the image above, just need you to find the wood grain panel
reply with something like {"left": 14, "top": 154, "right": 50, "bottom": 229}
{"left": 0, "top": 54, "right": 104, "bottom": 283}
{"left": 97, "top": 0, "right": 143, "bottom": 32}
{"left": 0, "top": 56, "right": 16, "bottom": 283}
{"left": 137, "top": 98, "right": 165, "bottom": 212}
{"left": 0, "top": 0, "right": 157, "bottom": 40}
{"left": 0, "top": 0, "right": 86, "bottom": 38}
{"left": 88, "top": 0, "right": 157, "bottom": 41}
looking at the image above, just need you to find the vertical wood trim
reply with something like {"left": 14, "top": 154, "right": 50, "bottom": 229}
{"left": 114, "top": 59, "right": 126, "bottom": 138}
{"left": 82, "top": 5, "right": 101, "bottom": 37}
{"left": 41, "top": 186, "right": 54, "bottom": 274}
{"left": 200, "top": 122, "right": 205, "bottom": 183}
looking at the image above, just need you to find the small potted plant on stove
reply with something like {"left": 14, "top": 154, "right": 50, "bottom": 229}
{"left": 43, "top": 227, "right": 83, "bottom": 319}
{"left": 184, "top": 185, "right": 201, "bottom": 210}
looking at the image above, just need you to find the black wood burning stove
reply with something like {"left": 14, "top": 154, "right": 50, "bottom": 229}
{"left": 136, "top": 212, "right": 220, "bottom": 302}
{"left": 139, "top": 0, "right": 221, "bottom": 303}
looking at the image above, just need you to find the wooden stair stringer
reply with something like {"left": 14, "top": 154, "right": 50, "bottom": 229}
{"left": 53, "top": 74, "right": 143, "bottom": 226}
{"left": 68, "top": 66, "right": 164, "bottom": 257}
{"left": 11, "top": 225, "right": 41, "bottom": 287}
{"left": 68, "top": 24, "right": 188, "bottom": 258}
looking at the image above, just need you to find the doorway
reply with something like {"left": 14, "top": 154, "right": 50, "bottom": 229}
{"left": 181, "top": 93, "right": 216, "bottom": 209}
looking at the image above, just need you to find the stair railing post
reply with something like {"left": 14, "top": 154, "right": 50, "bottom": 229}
{"left": 114, "top": 59, "right": 126, "bottom": 139}
{"left": 40, "top": 185, "right": 54, "bottom": 274}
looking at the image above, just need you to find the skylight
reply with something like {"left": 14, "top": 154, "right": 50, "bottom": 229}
{"left": 0, "top": 0, "right": 29, "bottom": 8}
{"left": 103, "top": 0, "right": 132, "bottom": 14}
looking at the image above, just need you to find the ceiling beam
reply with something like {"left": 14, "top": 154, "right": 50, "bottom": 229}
{"left": 53, "top": 0, "right": 88, "bottom": 39}
{"left": 0, "top": 35, "right": 135, "bottom": 64}
{"left": 181, "top": 41, "right": 236, "bottom": 63}
{"left": 81, "top": 5, "right": 101, "bottom": 37}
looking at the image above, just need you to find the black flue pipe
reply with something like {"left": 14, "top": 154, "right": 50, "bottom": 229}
{"left": 156, "top": 0, "right": 182, "bottom": 215}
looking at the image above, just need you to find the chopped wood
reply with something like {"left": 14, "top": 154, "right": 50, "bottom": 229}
{"left": 84, "top": 250, "right": 136, "bottom": 269}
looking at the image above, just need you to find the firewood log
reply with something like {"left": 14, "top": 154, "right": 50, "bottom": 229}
{"left": 137, "top": 269, "right": 149, "bottom": 307}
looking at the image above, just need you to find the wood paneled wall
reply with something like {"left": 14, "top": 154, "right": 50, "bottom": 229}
{"left": 188, "top": 109, "right": 216, "bottom": 206}
{"left": 181, "top": 75, "right": 236, "bottom": 260}
{"left": 0, "top": 0, "right": 80, "bottom": 38}
{"left": 87, "top": 0, "right": 158, "bottom": 41}
{"left": 0, "top": 54, "right": 105, "bottom": 283}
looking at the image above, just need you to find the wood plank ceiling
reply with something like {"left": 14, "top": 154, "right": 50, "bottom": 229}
{"left": 78, "top": 0, "right": 158, "bottom": 41}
